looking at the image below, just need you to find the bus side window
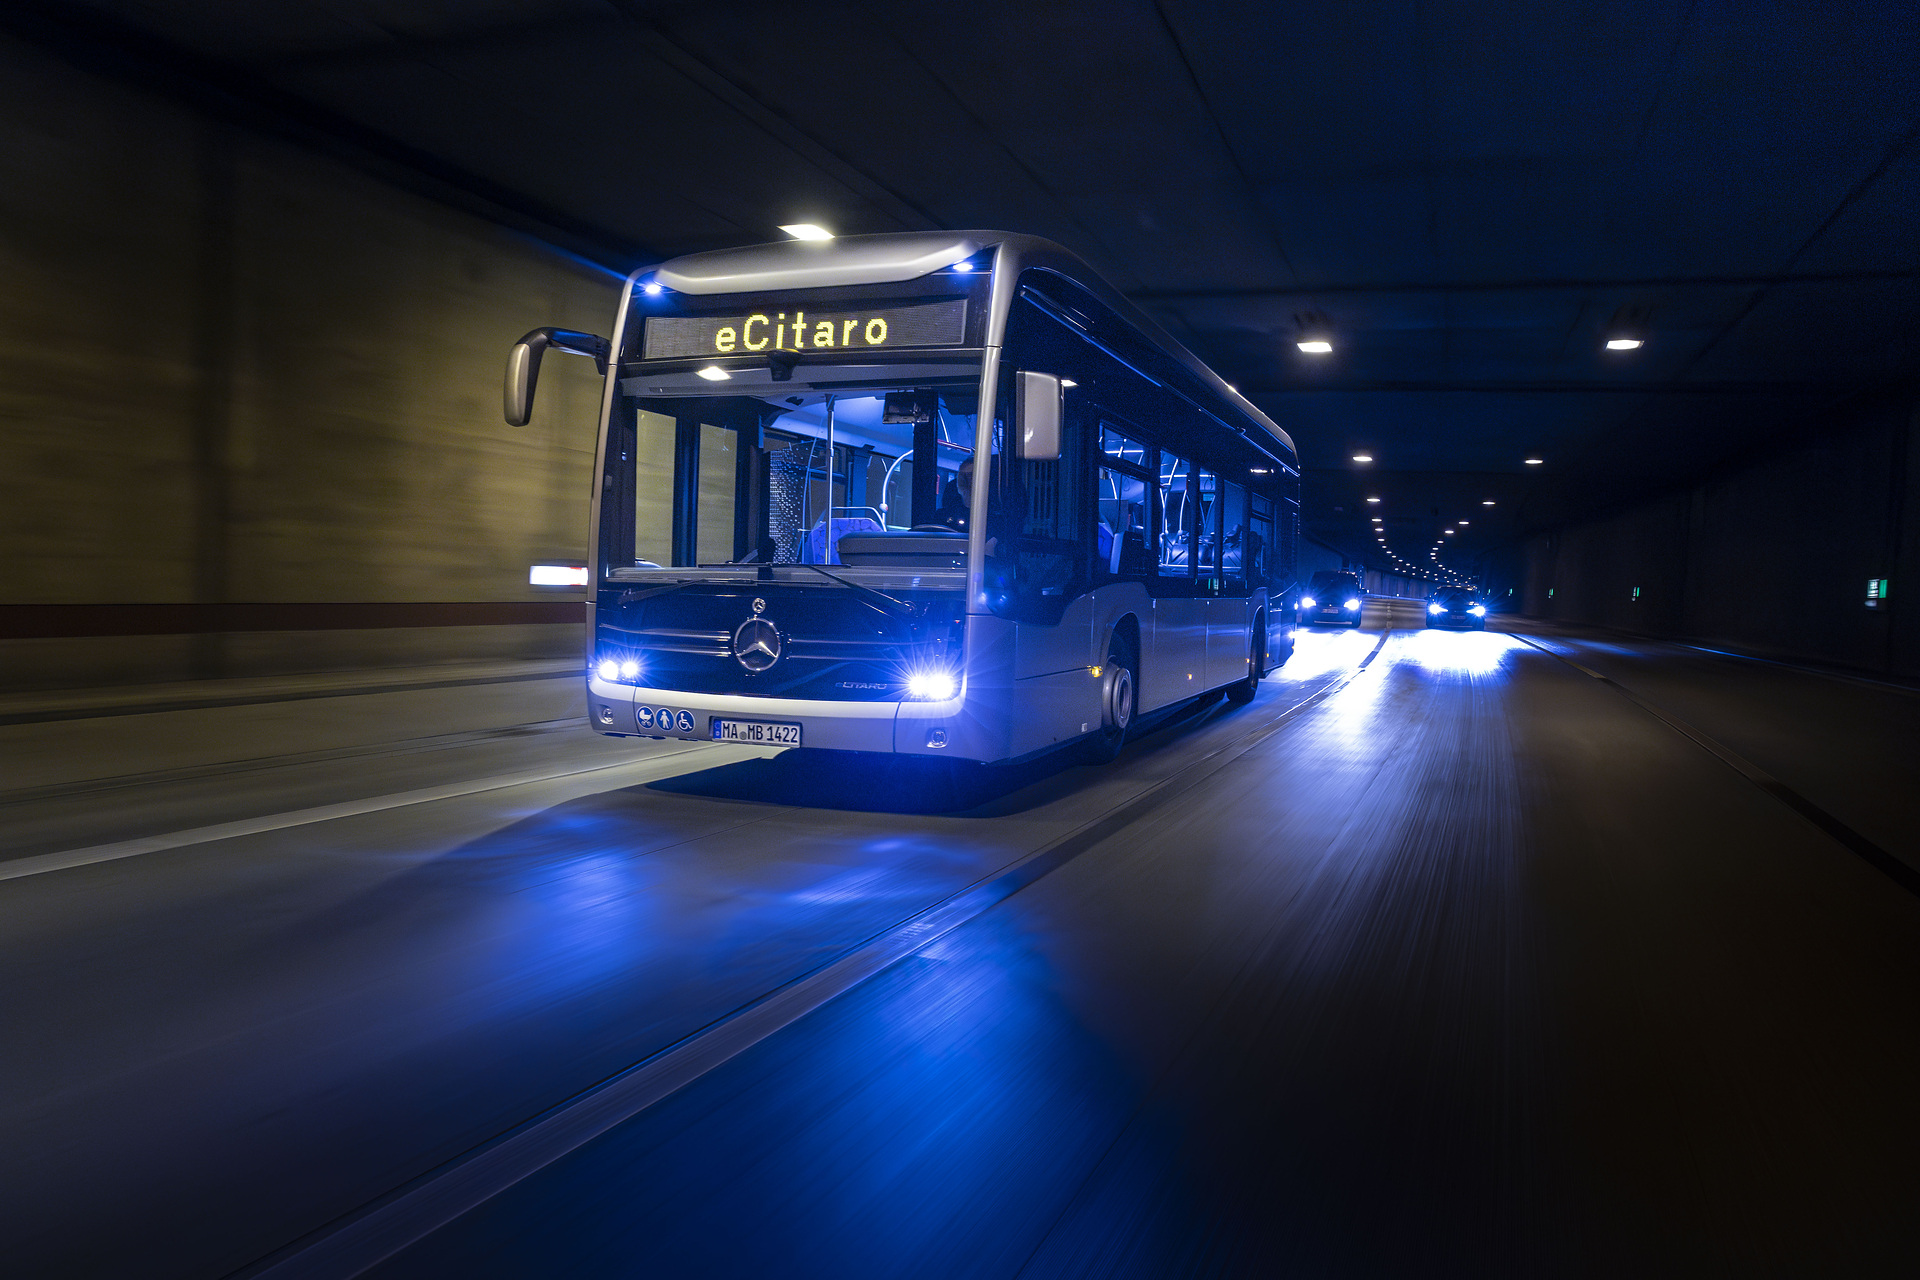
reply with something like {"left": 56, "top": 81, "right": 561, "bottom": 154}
{"left": 1249, "top": 491, "right": 1274, "bottom": 588}
{"left": 1195, "top": 468, "right": 1221, "bottom": 585}
{"left": 1158, "top": 454, "right": 1192, "bottom": 576}
{"left": 1221, "top": 480, "right": 1248, "bottom": 589}
{"left": 1099, "top": 468, "right": 1149, "bottom": 578}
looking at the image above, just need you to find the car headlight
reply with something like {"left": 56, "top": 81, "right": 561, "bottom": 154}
{"left": 1299, "top": 596, "right": 1316, "bottom": 608}
{"left": 906, "top": 670, "right": 958, "bottom": 701}
{"left": 1469, "top": 605, "right": 1486, "bottom": 616}
{"left": 1429, "top": 603, "right": 1444, "bottom": 614}
{"left": 1345, "top": 598, "right": 1360, "bottom": 609}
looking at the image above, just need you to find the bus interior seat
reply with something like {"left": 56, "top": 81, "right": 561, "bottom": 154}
{"left": 806, "top": 510, "right": 884, "bottom": 564}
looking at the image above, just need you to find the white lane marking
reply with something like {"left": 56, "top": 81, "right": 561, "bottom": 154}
{"left": 0, "top": 745, "right": 719, "bottom": 883}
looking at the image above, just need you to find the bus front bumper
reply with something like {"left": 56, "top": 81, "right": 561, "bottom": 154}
{"left": 585, "top": 676, "right": 982, "bottom": 758}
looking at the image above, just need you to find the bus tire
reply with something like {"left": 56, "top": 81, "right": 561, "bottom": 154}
{"left": 1226, "top": 617, "right": 1264, "bottom": 705}
{"left": 1085, "top": 634, "right": 1136, "bottom": 764}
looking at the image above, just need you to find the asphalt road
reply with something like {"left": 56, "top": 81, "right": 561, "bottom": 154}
{"left": 4, "top": 607, "right": 1918, "bottom": 1278}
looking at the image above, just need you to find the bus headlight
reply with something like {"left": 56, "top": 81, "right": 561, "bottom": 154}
{"left": 1429, "top": 603, "right": 1445, "bottom": 614}
{"left": 1469, "top": 605, "right": 1486, "bottom": 616}
{"left": 596, "top": 656, "right": 642, "bottom": 683}
{"left": 1299, "top": 596, "right": 1316, "bottom": 608}
{"left": 906, "top": 670, "right": 958, "bottom": 701}
{"left": 1345, "top": 598, "right": 1360, "bottom": 610}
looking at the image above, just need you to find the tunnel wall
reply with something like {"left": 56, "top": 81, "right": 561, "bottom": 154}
{"left": 1522, "top": 390, "right": 1920, "bottom": 677}
{"left": 0, "top": 34, "right": 615, "bottom": 691}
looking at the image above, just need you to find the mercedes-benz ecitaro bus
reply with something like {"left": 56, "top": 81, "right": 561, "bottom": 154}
{"left": 505, "top": 231, "right": 1301, "bottom": 766}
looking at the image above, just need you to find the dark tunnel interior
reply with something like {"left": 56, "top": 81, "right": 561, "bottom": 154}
{"left": 1, "top": 4, "right": 1917, "bottom": 1278}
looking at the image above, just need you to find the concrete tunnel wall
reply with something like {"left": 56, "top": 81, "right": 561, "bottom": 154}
{"left": 1521, "top": 389, "right": 1920, "bottom": 678}
{"left": 0, "top": 33, "right": 615, "bottom": 691}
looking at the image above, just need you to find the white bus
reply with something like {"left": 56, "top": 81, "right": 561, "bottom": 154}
{"left": 505, "top": 231, "right": 1300, "bottom": 766}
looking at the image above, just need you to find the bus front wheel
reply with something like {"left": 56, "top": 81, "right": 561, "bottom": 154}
{"left": 1085, "top": 636, "right": 1136, "bottom": 764}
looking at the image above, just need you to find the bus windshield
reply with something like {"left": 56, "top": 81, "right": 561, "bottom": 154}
{"left": 606, "top": 374, "right": 984, "bottom": 574}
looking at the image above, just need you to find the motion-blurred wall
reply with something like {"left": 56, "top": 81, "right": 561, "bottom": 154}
{"left": 1522, "top": 390, "right": 1920, "bottom": 677}
{"left": 0, "top": 33, "right": 615, "bottom": 691}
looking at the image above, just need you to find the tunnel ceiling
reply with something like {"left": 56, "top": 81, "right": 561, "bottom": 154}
{"left": 17, "top": 0, "right": 1918, "bottom": 576}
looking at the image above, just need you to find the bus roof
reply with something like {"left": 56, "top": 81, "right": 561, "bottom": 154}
{"left": 646, "top": 231, "right": 1295, "bottom": 459}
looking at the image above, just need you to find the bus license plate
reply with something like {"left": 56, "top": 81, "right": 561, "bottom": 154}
{"left": 711, "top": 718, "right": 801, "bottom": 746}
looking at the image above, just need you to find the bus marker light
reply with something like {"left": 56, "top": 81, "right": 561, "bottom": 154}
{"left": 778, "top": 224, "right": 834, "bottom": 240}
{"left": 532, "top": 564, "right": 589, "bottom": 586}
{"left": 696, "top": 366, "right": 731, "bottom": 381}
{"left": 642, "top": 281, "right": 664, "bottom": 295}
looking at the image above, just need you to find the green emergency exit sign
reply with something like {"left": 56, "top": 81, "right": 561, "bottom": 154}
{"left": 1866, "top": 578, "right": 1889, "bottom": 607}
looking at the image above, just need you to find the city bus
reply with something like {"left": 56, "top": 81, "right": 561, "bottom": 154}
{"left": 504, "top": 231, "right": 1300, "bottom": 766}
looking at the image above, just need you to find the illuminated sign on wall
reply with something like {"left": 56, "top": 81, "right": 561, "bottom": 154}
{"left": 642, "top": 299, "right": 967, "bottom": 360}
{"left": 1867, "top": 577, "right": 1890, "bottom": 608}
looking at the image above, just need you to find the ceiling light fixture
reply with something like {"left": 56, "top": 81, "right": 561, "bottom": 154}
{"left": 1366, "top": 497, "right": 1381, "bottom": 504}
{"left": 1294, "top": 309, "right": 1334, "bottom": 355}
{"left": 1482, "top": 500, "right": 1496, "bottom": 506}
{"left": 1603, "top": 304, "right": 1649, "bottom": 352}
{"left": 1525, "top": 457, "right": 1544, "bottom": 465}
{"left": 1352, "top": 454, "right": 1373, "bottom": 463}
{"left": 779, "top": 223, "right": 834, "bottom": 240}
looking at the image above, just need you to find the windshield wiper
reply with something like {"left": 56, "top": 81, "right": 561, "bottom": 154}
{"left": 793, "top": 561, "right": 916, "bottom": 619}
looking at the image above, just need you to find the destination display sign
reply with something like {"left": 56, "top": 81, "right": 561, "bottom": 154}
{"left": 641, "top": 298, "right": 967, "bottom": 361}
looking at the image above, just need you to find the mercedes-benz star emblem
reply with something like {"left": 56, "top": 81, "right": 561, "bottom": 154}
{"left": 751, "top": 597, "right": 766, "bottom": 614}
{"left": 732, "top": 616, "right": 781, "bottom": 672}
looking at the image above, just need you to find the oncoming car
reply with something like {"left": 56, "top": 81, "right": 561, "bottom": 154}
{"left": 1425, "top": 588, "right": 1488, "bottom": 630}
{"left": 1299, "top": 570, "right": 1364, "bottom": 627}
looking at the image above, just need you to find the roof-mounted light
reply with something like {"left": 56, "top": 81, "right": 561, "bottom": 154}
{"left": 779, "top": 223, "right": 834, "bottom": 240}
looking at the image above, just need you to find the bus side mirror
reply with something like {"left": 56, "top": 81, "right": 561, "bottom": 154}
{"left": 504, "top": 328, "right": 610, "bottom": 426}
{"left": 1014, "top": 370, "right": 1063, "bottom": 461}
